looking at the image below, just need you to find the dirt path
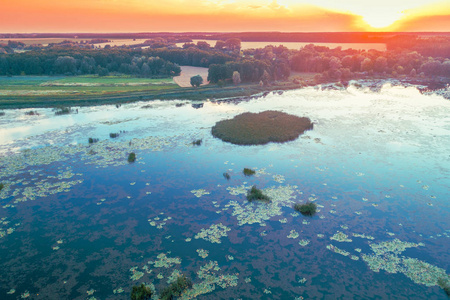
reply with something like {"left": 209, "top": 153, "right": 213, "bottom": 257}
{"left": 173, "top": 66, "right": 209, "bottom": 87}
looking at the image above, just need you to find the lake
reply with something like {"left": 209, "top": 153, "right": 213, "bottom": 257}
{"left": 0, "top": 82, "right": 449, "bottom": 299}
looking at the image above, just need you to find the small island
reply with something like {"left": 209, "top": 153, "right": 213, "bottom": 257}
{"left": 211, "top": 110, "right": 313, "bottom": 145}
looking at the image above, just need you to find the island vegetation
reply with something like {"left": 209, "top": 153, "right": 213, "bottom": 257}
{"left": 293, "top": 201, "right": 317, "bottom": 216}
{"left": 243, "top": 168, "right": 255, "bottom": 176}
{"left": 128, "top": 152, "right": 136, "bottom": 163}
{"left": 130, "top": 283, "right": 152, "bottom": 300}
{"left": 247, "top": 185, "right": 271, "bottom": 203}
{"left": 212, "top": 111, "right": 313, "bottom": 145}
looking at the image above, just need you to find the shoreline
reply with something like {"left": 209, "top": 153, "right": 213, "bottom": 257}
{"left": 0, "top": 75, "right": 448, "bottom": 110}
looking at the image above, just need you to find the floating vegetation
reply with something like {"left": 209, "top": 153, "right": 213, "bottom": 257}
{"left": 197, "top": 249, "right": 209, "bottom": 259}
{"left": 352, "top": 233, "right": 375, "bottom": 240}
{"left": 317, "top": 234, "right": 325, "bottom": 238}
{"left": 180, "top": 261, "right": 238, "bottom": 299}
{"left": 87, "top": 289, "right": 95, "bottom": 296}
{"left": 148, "top": 214, "right": 171, "bottom": 229}
{"left": 128, "top": 152, "right": 136, "bottom": 163}
{"left": 279, "top": 218, "right": 288, "bottom": 223}
{"left": 244, "top": 277, "right": 251, "bottom": 283}
{"left": 211, "top": 110, "right": 313, "bottom": 145}
{"left": 21, "top": 290, "right": 30, "bottom": 298}
{"left": 194, "top": 223, "right": 230, "bottom": 244}
{"left": 293, "top": 201, "right": 317, "bottom": 216}
{"left": 246, "top": 185, "right": 271, "bottom": 203}
{"left": 131, "top": 283, "right": 152, "bottom": 300}
{"left": 226, "top": 185, "right": 296, "bottom": 226}
{"left": 298, "top": 277, "right": 307, "bottom": 284}
{"left": 273, "top": 174, "right": 285, "bottom": 183}
{"left": 327, "top": 244, "right": 350, "bottom": 256}
{"left": 148, "top": 253, "right": 181, "bottom": 268}
{"left": 191, "top": 189, "right": 210, "bottom": 198}
{"left": 350, "top": 255, "right": 360, "bottom": 261}
{"left": 360, "top": 238, "right": 447, "bottom": 287}
{"left": 330, "top": 231, "right": 352, "bottom": 242}
{"left": 299, "top": 239, "right": 310, "bottom": 246}
{"left": 287, "top": 230, "right": 299, "bottom": 239}
{"left": 113, "top": 288, "right": 124, "bottom": 294}
{"left": 0, "top": 217, "right": 21, "bottom": 239}
{"left": 227, "top": 255, "right": 234, "bottom": 261}
{"left": 302, "top": 220, "right": 310, "bottom": 225}
{"left": 7, "top": 289, "right": 15, "bottom": 294}
{"left": 130, "top": 267, "right": 144, "bottom": 281}
{"left": 226, "top": 184, "right": 250, "bottom": 196}
{"left": 264, "top": 289, "right": 272, "bottom": 294}
{"left": 243, "top": 168, "right": 255, "bottom": 176}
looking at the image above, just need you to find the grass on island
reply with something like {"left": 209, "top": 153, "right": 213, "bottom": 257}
{"left": 293, "top": 201, "right": 317, "bottom": 216}
{"left": 128, "top": 152, "right": 136, "bottom": 163}
{"left": 247, "top": 185, "right": 271, "bottom": 203}
{"left": 160, "top": 274, "right": 192, "bottom": 300}
{"left": 192, "top": 139, "right": 202, "bottom": 146}
{"left": 243, "top": 168, "right": 256, "bottom": 176}
{"left": 211, "top": 110, "right": 313, "bottom": 145}
{"left": 130, "top": 283, "right": 152, "bottom": 300}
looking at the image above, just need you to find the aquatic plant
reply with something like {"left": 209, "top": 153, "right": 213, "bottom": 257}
{"left": 293, "top": 201, "right": 317, "bottom": 216}
{"left": 25, "top": 110, "right": 38, "bottom": 116}
{"left": 110, "top": 133, "right": 120, "bottom": 138}
{"left": 223, "top": 172, "right": 231, "bottom": 180}
{"left": 246, "top": 185, "right": 271, "bottom": 203}
{"left": 243, "top": 168, "right": 255, "bottom": 176}
{"left": 130, "top": 283, "right": 152, "bottom": 300}
{"left": 160, "top": 274, "right": 192, "bottom": 300}
{"left": 437, "top": 277, "right": 450, "bottom": 296}
{"left": 211, "top": 110, "right": 313, "bottom": 145}
{"left": 54, "top": 107, "right": 72, "bottom": 115}
{"left": 192, "top": 139, "right": 202, "bottom": 146}
{"left": 88, "top": 138, "right": 99, "bottom": 144}
{"left": 128, "top": 152, "right": 136, "bottom": 163}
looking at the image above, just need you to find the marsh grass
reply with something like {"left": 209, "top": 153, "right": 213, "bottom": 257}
{"left": 192, "top": 139, "right": 202, "bottom": 146}
{"left": 211, "top": 110, "right": 313, "bottom": 145}
{"left": 247, "top": 185, "right": 271, "bottom": 203}
{"left": 243, "top": 168, "right": 255, "bottom": 176}
{"left": 131, "top": 283, "right": 152, "bottom": 300}
{"left": 438, "top": 277, "right": 450, "bottom": 296}
{"left": 128, "top": 152, "right": 136, "bottom": 163}
{"left": 293, "top": 201, "right": 317, "bottom": 216}
{"left": 160, "top": 274, "right": 192, "bottom": 300}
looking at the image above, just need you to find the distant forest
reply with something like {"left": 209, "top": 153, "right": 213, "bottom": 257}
{"left": 0, "top": 33, "right": 449, "bottom": 84}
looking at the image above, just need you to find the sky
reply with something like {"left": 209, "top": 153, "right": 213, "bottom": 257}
{"left": 1, "top": 0, "right": 449, "bottom": 33}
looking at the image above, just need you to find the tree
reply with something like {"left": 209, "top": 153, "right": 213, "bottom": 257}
{"left": 232, "top": 71, "right": 241, "bottom": 85}
{"left": 260, "top": 70, "right": 270, "bottom": 86}
{"left": 224, "top": 38, "right": 241, "bottom": 52}
{"left": 130, "top": 283, "right": 152, "bottom": 300}
{"left": 190, "top": 75, "right": 203, "bottom": 87}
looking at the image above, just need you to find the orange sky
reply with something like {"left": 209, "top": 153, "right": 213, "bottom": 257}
{"left": 1, "top": 0, "right": 449, "bottom": 33}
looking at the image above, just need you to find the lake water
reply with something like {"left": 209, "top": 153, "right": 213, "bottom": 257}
{"left": 0, "top": 83, "right": 449, "bottom": 299}
{"left": 177, "top": 40, "right": 387, "bottom": 51}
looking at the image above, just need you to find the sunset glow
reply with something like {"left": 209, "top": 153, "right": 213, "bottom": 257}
{"left": 0, "top": 0, "right": 449, "bottom": 32}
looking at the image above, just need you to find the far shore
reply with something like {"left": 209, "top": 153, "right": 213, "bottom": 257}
{"left": 0, "top": 74, "right": 448, "bottom": 110}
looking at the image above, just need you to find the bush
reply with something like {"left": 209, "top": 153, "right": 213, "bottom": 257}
{"left": 54, "top": 107, "right": 72, "bottom": 115}
{"left": 128, "top": 152, "right": 136, "bottom": 163}
{"left": 212, "top": 111, "right": 313, "bottom": 145}
{"left": 246, "top": 185, "right": 271, "bottom": 203}
{"left": 192, "top": 139, "right": 202, "bottom": 146}
{"left": 190, "top": 75, "right": 203, "bottom": 87}
{"left": 438, "top": 277, "right": 450, "bottom": 296}
{"left": 88, "top": 138, "right": 99, "bottom": 144}
{"left": 160, "top": 274, "right": 192, "bottom": 300}
{"left": 110, "top": 133, "right": 119, "bottom": 138}
{"left": 130, "top": 283, "right": 152, "bottom": 300}
{"left": 243, "top": 168, "right": 255, "bottom": 176}
{"left": 293, "top": 201, "right": 317, "bottom": 216}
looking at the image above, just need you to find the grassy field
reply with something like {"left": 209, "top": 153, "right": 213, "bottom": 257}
{"left": 0, "top": 75, "right": 309, "bottom": 109}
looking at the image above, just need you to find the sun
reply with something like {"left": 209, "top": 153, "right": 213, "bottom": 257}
{"left": 360, "top": 10, "right": 403, "bottom": 29}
